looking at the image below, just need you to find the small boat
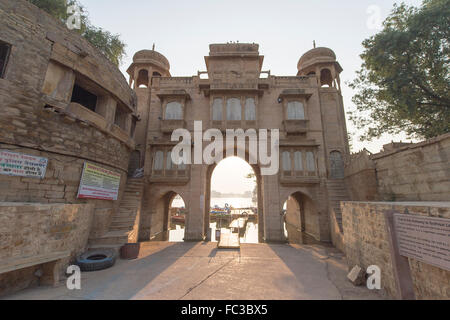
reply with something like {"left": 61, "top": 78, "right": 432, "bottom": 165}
{"left": 171, "top": 215, "right": 185, "bottom": 223}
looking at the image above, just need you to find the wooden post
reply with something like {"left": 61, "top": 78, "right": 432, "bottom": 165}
{"left": 384, "top": 210, "right": 416, "bottom": 300}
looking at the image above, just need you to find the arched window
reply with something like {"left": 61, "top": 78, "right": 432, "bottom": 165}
{"left": 320, "top": 68, "right": 333, "bottom": 87}
{"left": 330, "top": 151, "right": 344, "bottom": 179}
{"left": 165, "top": 102, "right": 183, "bottom": 120}
{"left": 245, "top": 98, "right": 256, "bottom": 121}
{"left": 212, "top": 98, "right": 223, "bottom": 121}
{"left": 227, "top": 98, "right": 241, "bottom": 121}
{"left": 282, "top": 151, "right": 291, "bottom": 172}
{"left": 294, "top": 151, "right": 303, "bottom": 172}
{"left": 306, "top": 152, "right": 315, "bottom": 172}
{"left": 307, "top": 71, "right": 316, "bottom": 76}
{"left": 136, "top": 69, "right": 149, "bottom": 88}
{"left": 153, "top": 151, "right": 164, "bottom": 172}
{"left": 287, "top": 101, "right": 305, "bottom": 120}
{"left": 152, "top": 71, "right": 162, "bottom": 77}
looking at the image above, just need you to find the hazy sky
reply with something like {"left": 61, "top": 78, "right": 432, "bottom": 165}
{"left": 79, "top": 0, "right": 423, "bottom": 193}
{"left": 211, "top": 157, "right": 255, "bottom": 194}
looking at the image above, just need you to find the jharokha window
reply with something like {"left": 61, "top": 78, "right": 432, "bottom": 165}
{"left": 212, "top": 96, "right": 257, "bottom": 125}
{"left": 152, "top": 148, "right": 187, "bottom": 178}
{"left": 281, "top": 149, "right": 317, "bottom": 177}
{"left": 226, "top": 98, "right": 241, "bottom": 121}
{"left": 286, "top": 101, "right": 305, "bottom": 120}
{"left": 0, "top": 40, "right": 11, "bottom": 78}
{"left": 164, "top": 101, "right": 183, "bottom": 120}
{"left": 212, "top": 98, "right": 223, "bottom": 121}
{"left": 245, "top": 98, "right": 256, "bottom": 121}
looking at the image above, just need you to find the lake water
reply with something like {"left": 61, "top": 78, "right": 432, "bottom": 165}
{"left": 172, "top": 197, "right": 255, "bottom": 208}
{"left": 169, "top": 196, "right": 258, "bottom": 243}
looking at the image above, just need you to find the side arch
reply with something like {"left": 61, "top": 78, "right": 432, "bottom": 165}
{"left": 281, "top": 191, "right": 321, "bottom": 243}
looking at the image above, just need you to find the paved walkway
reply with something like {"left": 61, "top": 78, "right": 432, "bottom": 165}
{"left": 3, "top": 242, "right": 384, "bottom": 300}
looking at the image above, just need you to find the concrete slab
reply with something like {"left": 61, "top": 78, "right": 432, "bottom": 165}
{"left": 217, "top": 233, "right": 240, "bottom": 249}
{"left": 2, "top": 242, "right": 386, "bottom": 300}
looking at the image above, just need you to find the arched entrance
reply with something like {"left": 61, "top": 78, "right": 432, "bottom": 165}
{"left": 205, "top": 156, "right": 263, "bottom": 243}
{"left": 282, "top": 191, "right": 321, "bottom": 244}
{"left": 151, "top": 191, "right": 188, "bottom": 241}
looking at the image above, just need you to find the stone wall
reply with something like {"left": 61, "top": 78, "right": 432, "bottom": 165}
{"left": 0, "top": 202, "right": 94, "bottom": 296}
{"left": 373, "top": 134, "right": 450, "bottom": 201}
{"left": 344, "top": 150, "right": 379, "bottom": 201}
{"left": 0, "top": 0, "right": 137, "bottom": 239}
{"left": 342, "top": 201, "right": 450, "bottom": 299}
{"left": 345, "top": 133, "right": 450, "bottom": 202}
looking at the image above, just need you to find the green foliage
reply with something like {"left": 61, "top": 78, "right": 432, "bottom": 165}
{"left": 28, "top": 0, "right": 126, "bottom": 66}
{"left": 349, "top": 0, "right": 450, "bottom": 141}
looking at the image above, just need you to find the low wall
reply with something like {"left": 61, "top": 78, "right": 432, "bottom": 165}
{"left": 344, "top": 150, "right": 379, "bottom": 201}
{"left": 372, "top": 134, "right": 450, "bottom": 201}
{"left": 0, "top": 202, "right": 94, "bottom": 296}
{"left": 342, "top": 201, "right": 450, "bottom": 300}
{"left": 345, "top": 134, "right": 450, "bottom": 202}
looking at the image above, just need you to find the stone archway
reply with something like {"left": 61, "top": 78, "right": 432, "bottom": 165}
{"left": 282, "top": 191, "right": 321, "bottom": 244}
{"left": 145, "top": 189, "right": 189, "bottom": 241}
{"left": 204, "top": 154, "right": 264, "bottom": 243}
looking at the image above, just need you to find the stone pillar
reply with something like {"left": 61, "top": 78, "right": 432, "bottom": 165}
{"left": 184, "top": 164, "right": 205, "bottom": 241}
{"left": 124, "top": 113, "right": 133, "bottom": 135}
{"left": 96, "top": 96, "right": 117, "bottom": 124}
{"left": 262, "top": 174, "right": 284, "bottom": 242}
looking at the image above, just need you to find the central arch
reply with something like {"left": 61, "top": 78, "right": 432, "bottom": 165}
{"left": 204, "top": 153, "right": 264, "bottom": 243}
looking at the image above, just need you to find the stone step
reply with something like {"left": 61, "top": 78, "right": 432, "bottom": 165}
{"left": 117, "top": 210, "right": 136, "bottom": 215}
{"left": 114, "top": 214, "right": 136, "bottom": 220}
{"left": 120, "top": 203, "right": 139, "bottom": 207}
{"left": 120, "top": 200, "right": 140, "bottom": 204}
{"left": 112, "top": 214, "right": 136, "bottom": 220}
{"left": 87, "top": 244, "right": 122, "bottom": 254}
{"left": 117, "top": 209, "right": 134, "bottom": 214}
{"left": 120, "top": 200, "right": 139, "bottom": 204}
{"left": 109, "top": 221, "right": 134, "bottom": 227}
{"left": 109, "top": 225, "right": 134, "bottom": 232}
{"left": 122, "top": 195, "right": 142, "bottom": 200}
{"left": 123, "top": 193, "right": 142, "bottom": 197}
{"left": 89, "top": 230, "right": 129, "bottom": 246}
{"left": 125, "top": 183, "right": 144, "bottom": 188}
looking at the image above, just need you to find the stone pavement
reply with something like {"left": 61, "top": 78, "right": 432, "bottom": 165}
{"left": 3, "top": 242, "right": 385, "bottom": 300}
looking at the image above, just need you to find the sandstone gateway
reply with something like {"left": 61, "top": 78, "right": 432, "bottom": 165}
{"left": 0, "top": 1, "right": 448, "bottom": 299}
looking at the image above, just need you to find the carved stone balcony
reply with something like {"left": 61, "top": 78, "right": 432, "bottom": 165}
{"left": 283, "top": 119, "right": 309, "bottom": 134}
{"left": 160, "top": 119, "right": 186, "bottom": 133}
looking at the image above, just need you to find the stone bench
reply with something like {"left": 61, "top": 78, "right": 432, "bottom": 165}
{"left": 0, "top": 251, "right": 70, "bottom": 286}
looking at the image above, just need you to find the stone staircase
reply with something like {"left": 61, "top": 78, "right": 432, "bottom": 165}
{"left": 326, "top": 179, "right": 350, "bottom": 233}
{"left": 89, "top": 178, "right": 144, "bottom": 250}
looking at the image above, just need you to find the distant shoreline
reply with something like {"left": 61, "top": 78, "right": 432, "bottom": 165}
{"left": 212, "top": 195, "right": 252, "bottom": 199}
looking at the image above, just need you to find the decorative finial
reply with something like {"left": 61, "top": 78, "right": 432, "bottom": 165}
{"left": 313, "top": 40, "right": 316, "bottom": 49}
{"left": 152, "top": 43, "right": 155, "bottom": 51}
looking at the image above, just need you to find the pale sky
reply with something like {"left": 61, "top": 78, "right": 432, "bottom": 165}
{"left": 79, "top": 0, "right": 423, "bottom": 193}
{"left": 211, "top": 157, "right": 255, "bottom": 194}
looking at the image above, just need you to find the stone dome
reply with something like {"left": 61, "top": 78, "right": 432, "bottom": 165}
{"left": 132, "top": 49, "right": 170, "bottom": 71}
{"left": 297, "top": 47, "right": 336, "bottom": 71}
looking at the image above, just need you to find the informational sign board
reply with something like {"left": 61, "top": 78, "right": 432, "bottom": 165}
{"left": 394, "top": 214, "right": 450, "bottom": 271}
{"left": 0, "top": 150, "right": 48, "bottom": 179}
{"left": 77, "top": 162, "right": 121, "bottom": 200}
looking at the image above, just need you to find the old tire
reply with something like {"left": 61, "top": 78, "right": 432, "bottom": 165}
{"left": 76, "top": 249, "right": 117, "bottom": 272}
